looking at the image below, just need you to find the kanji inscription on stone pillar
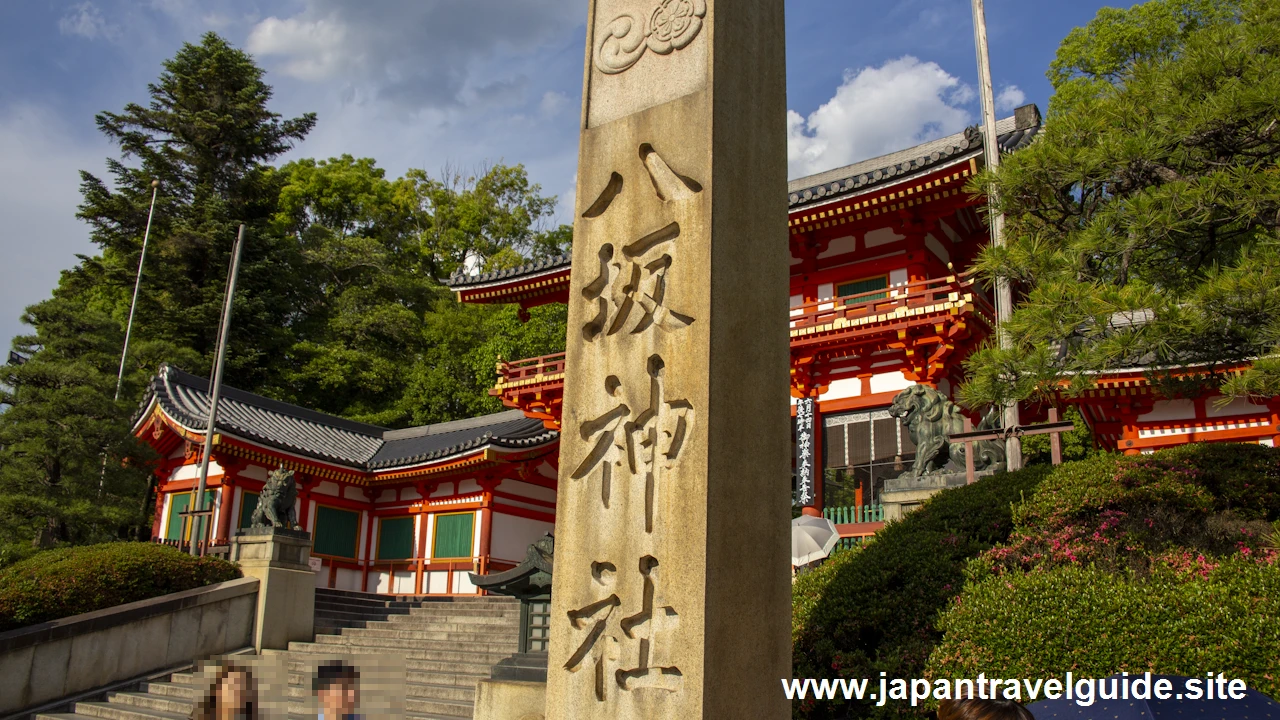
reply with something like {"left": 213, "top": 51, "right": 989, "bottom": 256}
{"left": 545, "top": 1, "right": 791, "bottom": 718}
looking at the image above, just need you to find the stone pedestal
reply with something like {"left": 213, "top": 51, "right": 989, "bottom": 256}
{"left": 881, "top": 469, "right": 997, "bottom": 520}
{"left": 545, "top": 2, "right": 790, "bottom": 718}
{"left": 230, "top": 528, "right": 315, "bottom": 652}
{"left": 474, "top": 679, "right": 546, "bottom": 720}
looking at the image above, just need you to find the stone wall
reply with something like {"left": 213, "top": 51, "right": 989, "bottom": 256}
{"left": 0, "top": 576, "right": 259, "bottom": 715}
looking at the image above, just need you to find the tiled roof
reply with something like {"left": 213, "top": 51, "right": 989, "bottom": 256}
{"left": 137, "top": 365, "right": 558, "bottom": 471}
{"left": 371, "top": 410, "right": 559, "bottom": 470}
{"left": 444, "top": 253, "right": 572, "bottom": 290}
{"left": 787, "top": 111, "right": 1041, "bottom": 210}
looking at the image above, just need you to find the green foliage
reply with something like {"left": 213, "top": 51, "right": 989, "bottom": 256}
{"left": 961, "top": 0, "right": 1280, "bottom": 407}
{"left": 791, "top": 464, "right": 1052, "bottom": 719}
{"left": 265, "top": 155, "right": 570, "bottom": 426}
{"left": 925, "top": 443, "right": 1280, "bottom": 703}
{"left": 925, "top": 560, "right": 1280, "bottom": 700}
{"left": 1, "top": 33, "right": 572, "bottom": 552}
{"left": 0, "top": 542, "right": 240, "bottom": 632}
{"left": 1018, "top": 406, "right": 1098, "bottom": 465}
{"left": 980, "top": 444, "right": 1280, "bottom": 576}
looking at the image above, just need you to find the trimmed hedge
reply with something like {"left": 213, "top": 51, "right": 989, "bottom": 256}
{"left": 925, "top": 559, "right": 1280, "bottom": 699}
{"left": 924, "top": 444, "right": 1280, "bottom": 704}
{"left": 791, "top": 464, "right": 1052, "bottom": 719}
{"left": 983, "top": 444, "right": 1280, "bottom": 576}
{"left": 0, "top": 542, "right": 241, "bottom": 633}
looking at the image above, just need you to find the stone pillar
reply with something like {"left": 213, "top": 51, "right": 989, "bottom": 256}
{"left": 545, "top": 2, "right": 790, "bottom": 718}
{"left": 231, "top": 528, "right": 315, "bottom": 651}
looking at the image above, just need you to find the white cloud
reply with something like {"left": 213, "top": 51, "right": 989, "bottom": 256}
{"left": 995, "top": 84, "right": 1027, "bottom": 113}
{"left": 58, "top": 2, "right": 119, "bottom": 41}
{"left": 0, "top": 104, "right": 108, "bottom": 348}
{"left": 247, "top": 16, "right": 352, "bottom": 82}
{"left": 539, "top": 91, "right": 569, "bottom": 117}
{"left": 245, "top": 0, "right": 581, "bottom": 112}
{"left": 787, "top": 56, "right": 974, "bottom": 179}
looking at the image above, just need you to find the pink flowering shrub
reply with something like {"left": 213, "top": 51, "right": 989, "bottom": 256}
{"left": 977, "top": 445, "right": 1280, "bottom": 576}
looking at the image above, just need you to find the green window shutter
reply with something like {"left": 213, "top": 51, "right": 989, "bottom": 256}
{"left": 432, "top": 513, "right": 474, "bottom": 559}
{"left": 313, "top": 506, "right": 360, "bottom": 559}
{"left": 238, "top": 492, "right": 259, "bottom": 530}
{"left": 838, "top": 276, "right": 889, "bottom": 303}
{"left": 166, "top": 492, "right": 191, "bottom": 540}
{"left": 377, "top": 517, "right": 415, "bottom": 560}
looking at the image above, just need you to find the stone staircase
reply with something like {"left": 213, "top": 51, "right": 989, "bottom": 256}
{"left": 313, "top": 587, "right": 426, "bottom": 635}
{"left": 35, "top": 595, "right": 521, "bottom": 720}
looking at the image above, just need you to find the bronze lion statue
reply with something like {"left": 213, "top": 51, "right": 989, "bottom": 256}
{"left": 888, "top": 385, "right": 1005, "bottom": 478}
{"left": 250, "top": 466, "right": 298, "bottom": 529}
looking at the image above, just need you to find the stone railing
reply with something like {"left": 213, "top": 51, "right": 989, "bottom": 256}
{"left": 0, "top": 576, "right": 259, "bottom": 716}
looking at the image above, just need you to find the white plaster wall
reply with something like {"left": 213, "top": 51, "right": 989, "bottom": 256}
{"left": 357, "top": 511, "right": 369, "bottom": 561}
{"left": 313, "top": 561, "right": 328, "bottom": 587}
{"left": 1139, "top": 399, "right": 1196, "bottom": 423}
{"left": 817, "top": 234, "right": 857, "bottom": 259}
{"left": 870, "top": 372, "right": 914, "bottom": 395}
{"left": 172, "top": 461, "right": 223, "bottom": 481}
{"left": 334, "top": 568, "right": 362, "bottom": 592}
{"left": 368, "top": 571, "right": 389, "bottom": 594}
{"left": 453, "top": 571, "right": 476, "bottom": 594}
{"left": 426, "top": 571, "right": 447, "bottom": 594}
{"left": 314, "top": 481, "right": 340, "bottom": 496}
{"left": 343, "top": 486, "right": 364, "bottom": 501}
{"left": 925, "top": 235, "right": 950, "bottom": 264}
{"left": 500, "top": 482, "right": 557, "bottom": 503}
{"left": 378, "top": 489, "right": 396, "bottom": 502}
{"left": 1261, "top": 438, "right": 1274, "bottom": 447}
{"left": 865, "top": 227, "right": 903, "bottom": 248}
{"left": 491, "top": 514, "right": 555, "bottom": 563}
{"left": 457, "top": 479, "right": 481, "bottom": 495}
{"left": 401, "top": 487, "right": 422, "bottom": 500}
{"left": 889, "top": 268, "right": 908, "bottom": 288}
{"left": 821, "top": 377, "right": 862, "bottom": 402}
{"left": 392, "top": 571, "right": 415, "bottom": 594}
{"left": 1206, "top": 397, "right": 1268, "bottom": 418}
{"left": 239, "top": 464, "right": 268, "bottom": 481}
{"left": 937, "top": 378, "right": 952, "bottom": 398}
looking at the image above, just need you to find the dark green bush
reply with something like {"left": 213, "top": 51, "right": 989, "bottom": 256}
{"left": 983, "top": 444, "right": 1280, "bottom": 576}
{"left": 791, "top": 464, "right": 1053, "bottom": 719}
{"left": 925, "top": 558, "right": 1280, "bottom": 700}
{"left": 0, "top": 542, "right": 241, "bottom": 633}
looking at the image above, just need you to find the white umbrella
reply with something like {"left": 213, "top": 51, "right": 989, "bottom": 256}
{"left": 791, "top": 514, "right": 839, "bottom": 567}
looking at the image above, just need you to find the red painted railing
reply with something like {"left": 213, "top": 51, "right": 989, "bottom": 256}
{"left": 493, "top": 352, "right": 567, "bottom": 389}
{"left": 789, "top": 273, "right": 994, "bottom": 334}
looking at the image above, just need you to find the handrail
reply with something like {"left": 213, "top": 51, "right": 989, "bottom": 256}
{"left": 496, "top": 352, "right": 567, "bottom": 384}
{"left": 790, "top": 273, "right": 993, "bottom": 331}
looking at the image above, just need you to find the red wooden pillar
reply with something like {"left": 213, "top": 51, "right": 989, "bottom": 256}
{"left": 1269, "top": 399, "right": 1280, "bottom": 447}
{"left": 215, "top": 481, "right": 235, "bottom": 545}
{"left": 413, "top": 482, "right": 430, "bottom": 595}
{"left": 296, "top": 474, "right": 317, "bottom": 532}
{"left": 360, "top": 488, "right": 377, "bottom": 593}
{"left": 1119, "top": 410, "right": 1141, "bottom": 456}
{"left": 477, "top": 478, "right": 499, "bottom": 580}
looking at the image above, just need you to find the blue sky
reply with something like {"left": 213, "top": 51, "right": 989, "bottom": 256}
{"left": 0, "top": 0, "right": 1122, "bottom": 349}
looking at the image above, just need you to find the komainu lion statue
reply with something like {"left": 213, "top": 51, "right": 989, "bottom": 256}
{"left": 888, "top": 385, "right": 1006, "bottom": 478}
{"left": 250, "top": 466, "right": 298, "bottom": 529}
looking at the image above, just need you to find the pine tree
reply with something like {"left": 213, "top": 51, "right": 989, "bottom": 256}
{"left": 960, "top": 0, "right": 1280, "bottom": 407}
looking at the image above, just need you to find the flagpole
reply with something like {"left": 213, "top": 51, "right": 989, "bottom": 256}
{"left": 191, "top": 224, "right": 246, "bottom": 556}
{"left": 971, "top": 0, "right": 1022, "bottom": 470}
{"left": 115, "top": 180, "right": 160, "bottom": 401}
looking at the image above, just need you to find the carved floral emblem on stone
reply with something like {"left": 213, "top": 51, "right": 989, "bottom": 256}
{"left": 596, "top": 0, "right": 707, "bottom": 75}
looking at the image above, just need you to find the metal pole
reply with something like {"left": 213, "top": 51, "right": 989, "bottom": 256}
{"left": 115, "top": 180, "right": 160, "bottom": 401}
{"left": 971, "top": 0, "right": 1022, "bottom": 470}
{"left": 191, "top": 224, "right": 246, "bottom": 556}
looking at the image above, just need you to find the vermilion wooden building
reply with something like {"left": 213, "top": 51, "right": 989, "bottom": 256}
{"left": 447, "top": 103, "right": 1278, "bottom": 510}
{"left": 138, "top": 105, "right": 1280, "bottom": 588}
{"left": 135, "top": 365, "right": 559, "bottom": 594}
